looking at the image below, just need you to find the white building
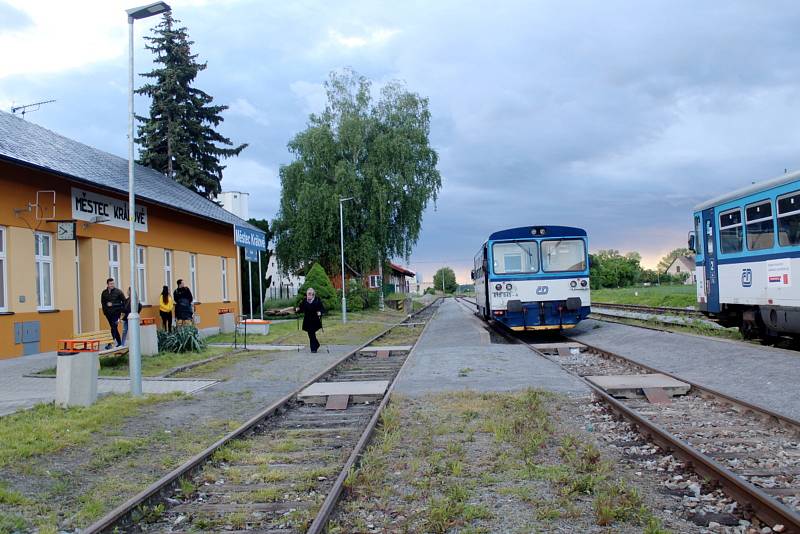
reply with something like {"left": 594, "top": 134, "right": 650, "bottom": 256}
{"left": 665, "top": 255, "right": 696, "bottom": 284}
{"left": 265, "top": 255, "right": 305, "bottom": 300}
{"left": 218, "top": 191, "right": 249, "bottom": 220}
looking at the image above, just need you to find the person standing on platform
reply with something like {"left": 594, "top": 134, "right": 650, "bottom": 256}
{"left": 173, "top": 279, "right": 194, "bottom": 327}
{"left": 100, "top": 278, "right": 125, "bottom": 348}
{"left": 296, "top": 288, "right": 324, "bottom": 353}
{"left": 121, "top": 286, "right": 143, "bottom": 346}
{"left": 159, "top": 285, "right": 175, "bottom": 332}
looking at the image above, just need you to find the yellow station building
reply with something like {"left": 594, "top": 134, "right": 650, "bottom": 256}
{"left": 0, "top": 111, "right": 259, "bottom": 359}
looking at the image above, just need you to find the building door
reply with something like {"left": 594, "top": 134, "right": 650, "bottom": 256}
{"left": 701, "top": 208, "right": 720, "bottom": 313}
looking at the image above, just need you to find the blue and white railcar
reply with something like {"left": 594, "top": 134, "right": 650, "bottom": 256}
{"left": 691, "top": 170, "right": 800, "bottom": 339}
{"left": 472, "top": 226, "right": 591, "bottom": 331}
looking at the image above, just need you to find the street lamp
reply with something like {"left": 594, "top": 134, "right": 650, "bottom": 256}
{"left": 126, "top": 1, "right": 170, "bottom": 396}
{"left": 339, "top": 196, "right": 354, "bottom": 323}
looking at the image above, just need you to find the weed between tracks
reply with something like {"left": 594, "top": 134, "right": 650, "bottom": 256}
{"left": 330, "top": 390, "right": 669, "bottom": 533}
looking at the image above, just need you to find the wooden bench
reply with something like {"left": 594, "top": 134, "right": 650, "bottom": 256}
{"left": 57, "top": 330, "right": 129, "bottom": 358}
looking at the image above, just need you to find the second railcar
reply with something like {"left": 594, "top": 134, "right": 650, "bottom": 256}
{"left": 472, "top": 225, "right": 591, "bottom": 330}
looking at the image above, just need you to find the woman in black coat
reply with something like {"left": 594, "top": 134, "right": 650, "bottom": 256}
{"left": 297, "top": 288, "right": 325, "bottom": 353}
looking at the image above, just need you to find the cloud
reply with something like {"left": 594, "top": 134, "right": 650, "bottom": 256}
{"left": 227, "top": 97, "right": 270, "bottom": 126}
{"left": 0, "top": 1, "right": 31, "bottom": 30}
{"left": 326, "top": 27, "right": 400, "bottom": 50}
{"left": 221, "top": 157, "right": 280, "bottom": 220}
{"left": 289, "top": 80, "right": 326, "bottom": 115}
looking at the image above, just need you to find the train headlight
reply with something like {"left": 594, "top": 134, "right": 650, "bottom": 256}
{"left": 495, "top": 283, "right": 503, "bottom": 291}
{"left": 580, "top": 279, "right": 588, "bottom": 287}
{"left": 570, "top": 280, "right": 578, "bottom": 288}
{"left": 505, "top": 283, "right": 513, "bottom": 290}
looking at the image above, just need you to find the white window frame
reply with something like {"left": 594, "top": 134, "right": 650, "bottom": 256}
{"left": 35, "top": 232, "right": 54, "bottom": 310}
{"left": 108, "top": 241, "right": 120, "bottom": 284}
{"left": 137, "top": 246, "right": 147, "bottom": 304}
{"left": 0, "top": 226, "right": 6, "bottom": 311}
{"left": 164, "top": 249, "right": 173, "bottom": 288}
{"left": 369, "top": 275, "right": 381, "bottom": 289}
{"left": 190, "top": 253, "right": 198, "bottom": 301}
{"left": 221, "top": 257, "right": 229, "bottom": 301}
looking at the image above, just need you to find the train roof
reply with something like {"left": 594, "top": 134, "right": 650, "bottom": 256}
{"left": 694, "top": 169, "right": 800, "bottom": 211}
{"left": 489, "top": 226, "right": 587, "bottom": 241}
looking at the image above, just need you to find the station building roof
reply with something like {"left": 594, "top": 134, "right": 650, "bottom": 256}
{"left": 0, "top": 110, "right": 260, "bottom": 231}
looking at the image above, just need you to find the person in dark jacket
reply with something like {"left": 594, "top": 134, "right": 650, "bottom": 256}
{"left": 121, "top": 287, "right": 143, "bottom": 346}
{"left": 100, "top": 278, "right": 126, "bottom": 347}
{"left": 173, "top": 279, "right": 194, "bottom": 325}
{"left": 296, "top": 288, "right": 325, "bottom": 353}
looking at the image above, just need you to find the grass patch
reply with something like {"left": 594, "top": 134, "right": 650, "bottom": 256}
{"left": 35, "top": 347, "right": 230, "bottom": 377}
{"left": 0, "top": 512, "right": 27, "bottom": 534}
{"left": 336, "top": 390, "right": 668, "bottom": 532}
{"left": 593, "top": 314, "right": 743, "bottom": 341}
{"left": 0, "top": 392, "right": 186, "bottom": 467}
{"left": 592, "top": 285, "right": 696, "bottom": 308}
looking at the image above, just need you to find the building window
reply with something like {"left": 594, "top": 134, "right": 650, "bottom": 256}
{"left": 221, "top": 257, "right": 228, "bottom": 301}
{"left": 777, "top": 191, "right": 800, "bottom": 246}
{"left": 35, "top": 232, "right": 54, "bottom": 310}
{"left": 0, "top": 226, "right": 6, "bottom": 311}
{"left": 676, "top": 265, "right": 681, "bottom": 273}
{"left": 164, "top": 249, "right": 173, "bottom": 288}
{"left": 745, "top": 200, "right": 774, "bottom": 251}
{"left": 108, "top": 242, "right": 120, "bottom": 283}
{"left": 369, "top": 275, "right": 381, "bottom": 288}
{"left": 137, "top": 246, "right": 147, "bottom": 304}
{"left": 190, "top": 253, "right": 197, "bottom": 301}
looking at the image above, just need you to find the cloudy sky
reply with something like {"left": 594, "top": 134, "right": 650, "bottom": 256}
{"left": 2, "top": 1, "right": 800, "bottom": 282}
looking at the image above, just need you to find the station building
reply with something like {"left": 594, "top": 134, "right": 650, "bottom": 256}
{"left": 0, "top": 111, "right": 259, "bottom": 359}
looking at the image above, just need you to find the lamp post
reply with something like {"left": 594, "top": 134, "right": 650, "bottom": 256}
{"left": 339, "top": 196, "right": 354, "bottom": 323}
{"left": 126, "top": 1, "right": 170, "bottom": 396}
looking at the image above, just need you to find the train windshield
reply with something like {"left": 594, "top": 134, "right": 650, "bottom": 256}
{"left": 492, "top": 241, "right": 539, "bottom": 274}
{"left": 541, "top": 239, "right": 587, "bottom": 272}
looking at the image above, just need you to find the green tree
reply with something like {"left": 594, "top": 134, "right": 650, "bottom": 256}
{"left": 433, "top": 267, "right": 458, "bottom": 293}
{"left": 296, "top": 263, "right": 338, "bottom": 313}
{"left": 240, "top": 219, "right": 273, "bottom": 316}
{"left": 589, "top": 250, "right": 643, "bottom": 289}
{"left": 136, "top": 12, "right": 246, "bottom": 198}
{"left": 657, "top": 248, "right": 694, "bottom": 273}
{"left": 272, "top": 69, "right": 441, "bottom": 277}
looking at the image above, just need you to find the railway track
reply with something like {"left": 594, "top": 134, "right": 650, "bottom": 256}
{"left": 84, "top": 299, "right": 440, "bottom": 534}
{"left": 454, "top": 296, "right": 800, "bottom": 531}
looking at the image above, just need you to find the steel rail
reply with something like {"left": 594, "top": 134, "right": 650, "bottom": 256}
{"left": 84, "top": 299, "right": 439, "bottom": 534}
{"left": 306, "top": 300, "right": 439, "bottom": 533}
{"left": 593, "top": 302, "right": 702, "bottom": 317}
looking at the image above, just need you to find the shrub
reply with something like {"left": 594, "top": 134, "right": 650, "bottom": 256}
{"left": 296, "top": 263, "right": 338, "bottom": 312}
{"left": 157, "top": 326, "right": 206, "bottom": 353}
{"left": 346, "top": 280, "right": 366, "bottom": 312}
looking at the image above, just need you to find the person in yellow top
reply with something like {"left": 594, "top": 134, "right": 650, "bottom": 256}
{"left": 158, "top": 285, "right": 175, "bottom": 332}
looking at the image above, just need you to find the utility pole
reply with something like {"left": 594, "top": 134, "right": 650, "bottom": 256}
{"left": 339, "top": 196, "right": 353, "bottom": 322}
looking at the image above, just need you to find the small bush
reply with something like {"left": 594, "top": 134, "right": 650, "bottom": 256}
{"left": 157, "top": 326, "right": 206, "bottom": 353}
{"left": 296, "top": 263, "right": 338, "bottom": 312}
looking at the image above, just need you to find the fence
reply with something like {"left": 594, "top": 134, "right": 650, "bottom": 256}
{"left": 268, "top": 285, "right": 298, "bottom": 300}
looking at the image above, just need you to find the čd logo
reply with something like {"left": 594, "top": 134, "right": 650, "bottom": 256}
{"left": 741, "top": 268, "right": 752, "bottom": 287}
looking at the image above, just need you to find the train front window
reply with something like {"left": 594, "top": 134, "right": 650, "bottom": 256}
{"left": 492, "top": 241, "right": 539, "bottom": 274}
{"left": 745, "top": 200, "right": 775, "bottom": 251}
{"left": 541, "top": 239, "right": 586, "bottom": 272}
{"left": 719, "top": 209, "right": 743, "bottom": 253}
{"left": 778, "top": 191, "right": 800, "bottom": 246}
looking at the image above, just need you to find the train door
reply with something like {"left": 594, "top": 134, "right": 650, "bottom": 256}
{"left": 482, "top": 246, "right": 490, "bottom": 319}
{"left": 701, "top": 208, "right": 720, "bottom": 312}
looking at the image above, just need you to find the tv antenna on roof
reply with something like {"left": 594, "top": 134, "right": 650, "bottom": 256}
{"left": 11, "top": 99, "right": 56, "bottom": 118}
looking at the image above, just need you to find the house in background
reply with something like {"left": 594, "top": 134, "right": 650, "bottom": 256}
{"left": 331, "top": 262, "right": 415, "bottom": 294}
{"left": 264, "top": 255, "right": 305, "bottom": 300}
{"left": 665, "top": 255, "right": 696, "bottom": 284}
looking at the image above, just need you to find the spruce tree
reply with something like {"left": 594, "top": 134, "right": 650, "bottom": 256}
{"left": 136, "top": 13, "right": 246, "bottom": 198}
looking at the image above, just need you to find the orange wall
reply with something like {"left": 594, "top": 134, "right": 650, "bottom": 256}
{"left": 0, "top": 160, "right": 242, "bottom": 359}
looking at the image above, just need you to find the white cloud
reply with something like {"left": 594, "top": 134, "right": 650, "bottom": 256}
{"left": 228, "top": 97, "right": 269, "bottom": 126}
{"left": 327, "top": 27, "right": 399, "bottom": 50}
{"left": 289, "top": 80, "right": 326, "bottom": 115}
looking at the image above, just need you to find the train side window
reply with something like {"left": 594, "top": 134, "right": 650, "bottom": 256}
{"left": 718, "top": 209, "right": 743, "bottom": 254}
{"left": 777, "top": 192, "right": 800, "bottom": 246}
{"left": 745, "top": 200, "right": 775, "bottom": 251}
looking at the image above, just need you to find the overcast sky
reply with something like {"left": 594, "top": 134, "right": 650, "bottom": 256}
{"left": 3, "top": 1, "right": 800, "bottom": 282}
